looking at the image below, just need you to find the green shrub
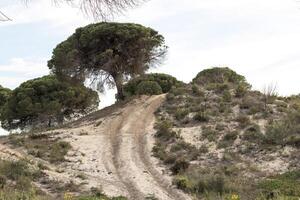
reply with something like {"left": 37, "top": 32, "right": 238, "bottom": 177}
{"left": 218, "top": 131, "right": 238, "bottom": 148}
{"left": 243, "top": 125, "right": 263, "bottom": 143}
{"left": 136, "top": 81, "right": 163, "bottom": 95}
{"left": 285, "top": 135, "right": 300, "bottom": 148}
{"left": 15, "top": 176, "right": 32, "bottom": 191}
{"left": 263, "top": 122, "right": 287, "bottom": 145}
{"left": 175, "top": 108, "right": 189, "bottom": 120}
{"left": 236, "top": 114, "right": 251, "bottom": 128}
{"left": 49, "top": 141, "right": 71, "bottom": 163}
{"left": 192, "top": 85, "right": 204, "bottom": 96}
{"left": 170, "top": 158, "right": 190, "bottom": 174}
{"left": 169, "top": 87, "right": 186, "bottom": 96}
{"left": 206, "top": 83, "right": 229, "bottom": 93}
{"left": 154, "top": 120, "right": 176, "bottom": 141}
{"left": 152, "top": 142, "right": 167, "bottom": 161}
{"left": 258, "top": 170, "right": 300, "bottom": 198}
{"left": 205, "top": 175, "right": 226, "bottom": 195}
{"left": 0, "top": 159, "right": 43, "bottom": 196}
{"left": 123, "top": 73, "right": 183, "bottom": 98}
{"left": 224, "top": 131, "right": 238, "bottom": 141}
{"left": 240, "top": 95, "right": 264, "bottom": 115}
{"left": 219, "top": 102, "right": 231, "bottom": 114}
{"left": 199, "top": 145, "right": 209, "bottom": 154}
{"left": 0, "top": 160, "right": 31, "bottom": 181}
{"left": 193, "top": 67, "right": 250, "bottom": 89}
{"left": 223, "top": 90, "right": 232, "bottom": 102}
{"left": 235, "top": 83, "right": 250, "bottom": 97}
{"left": 170, "top": 141, "right": 191, "bottom": 152}
{"left": 194, "top": 112, "right": 209, "bottom": 122}
{"left": 202, "top": 127, "right": 218, "bottom": 142}
{"left": 0, "top": 188, "right": 42, "bottom": 200}
{"left": 166, "top": 93, "right": 175, "bottom": 101}
{"left": 173, "top": 176, "right": 193, "bottom": 192}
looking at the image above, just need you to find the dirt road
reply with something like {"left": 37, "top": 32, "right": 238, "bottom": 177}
{"left": 53, "top": 95, "right": 191, "bottom": 200}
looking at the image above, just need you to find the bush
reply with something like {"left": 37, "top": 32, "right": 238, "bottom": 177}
{"left": 170, "top": 158, "right": 190, "bottom": 174}
{"left": 236, "top": 114, "right": 251, "bottom": 128}
{"left": 258, "top": 170, "right": 300, "bottom": 198}
{"left": 0, "top": 188, "right": 40, "bottom": 200}
{"left": 49, "top": 141, "right": 71, "bottom": 163}
{"left": 0, "top": 160, "right": 31, "bottom": 181}
{"left": 173, "top": 176, "right": 193, "bottom": 192}
{"left": 175, "top": 108, "right": 189, "bottom": 120}
{"left": 240, "top": 95, "right": 264, "bottom": 115}
{"left": 243, "top": 125, "right": 263, "bottom": 143}
{"left": 152, "top": 142, "right": 168, "bottom": 161}
{"left": 205, "top": 175, "right": 226, "bottom": 195}
{"left": 194, "top": 112, "right": 209, "bottom": 122}
{"left": 192, "top": 85, "right": 204, "bottom": 96}
{"left": 202, "top": 127, "right": 218, "bottom": 142}
{"left": 235, "top": 83, "right": 250, "bottom": 97}
{"left": 136, "top": 81, "right": 163, "bottom": 95}
{"left": 285, "top": 135, "right": 300, "bottom": 148}
{"left": 154, "top": 120, "right": 176, "bottom": 141}
{"left": 166, "top": 93, "right": 175, "bottom": 101}
{"left": 123, "top": 73, "right": 183, "bottom": 98}
{"left": 192, "top": 67, "right": 250, "bottom": 89}
{"left": 218, "top": 131, "right": 238, "bottom": 149}
{"left": 263, "top": 124, "right": 286, "bottom": 146}
{"left": 169, "top": 87, "right": 186, "bottom": 96}
{"left": 206, "top": 83, "right": 229, "bottom": 93}
{"left": 223, "top": 90, "right": 232, "bottom": 102}
{"left": 224, "top": 131, "right": 238, "bottom": 141}
{"left": 16, "top": 176, "right": 32, "bottom": 191}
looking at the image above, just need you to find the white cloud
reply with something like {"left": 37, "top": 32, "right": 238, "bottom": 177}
{"left": 0, "top": 0, "right": 89, "bottom": 34}
{"left": 0, "top": 58, "right": 49, "bottom": 89}
{"left": 1, "top": 0, "right": 300, "bottom": 97}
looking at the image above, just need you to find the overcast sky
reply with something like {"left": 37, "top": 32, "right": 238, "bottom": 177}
{"left": 1, "top": 0, "right": 300, "bottom": 108}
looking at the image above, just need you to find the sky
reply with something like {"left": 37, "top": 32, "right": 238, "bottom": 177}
{"left": 1, "top": 0, "right": 300, "bottom": 134}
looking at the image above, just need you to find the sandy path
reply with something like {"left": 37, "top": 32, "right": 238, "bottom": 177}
{"left": 61, "top": 95, "right": 191, "bottom": 199}
{"left": 0, "top": 95, "right": 191, "bottom": 200}
{"left": 103, "top": 95, "right": 190, "bottom": 200}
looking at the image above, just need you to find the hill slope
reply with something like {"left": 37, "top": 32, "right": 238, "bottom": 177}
{"left": 153, "top": 68, "right": 300, "bottom": 199}
{"left": 0, "top": 95, "right": 190, "bottom": 200}
{"left": 0, "top": 68, "right": 299, "bottom": 200}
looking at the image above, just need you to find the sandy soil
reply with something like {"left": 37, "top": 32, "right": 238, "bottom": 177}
{"left": 33, "top": 95, "right": 191, "bottom": 200}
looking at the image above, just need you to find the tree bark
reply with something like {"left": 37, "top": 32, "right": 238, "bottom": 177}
{"left": 112, "top": 73, "right": 125, "bottom": 100}
{"left": 48, "top": 118, "right": 52, "bottom": 127}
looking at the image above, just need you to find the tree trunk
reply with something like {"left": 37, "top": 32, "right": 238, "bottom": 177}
{"left": 113, "top": 73, "right": 125, "bottom": 100}
{"left": 48, "top": 118, "right": 52, "bottom": 127}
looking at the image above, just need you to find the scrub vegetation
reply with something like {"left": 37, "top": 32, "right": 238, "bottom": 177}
{"left": 154, "top": 67, "right": 300, "bottom": 199}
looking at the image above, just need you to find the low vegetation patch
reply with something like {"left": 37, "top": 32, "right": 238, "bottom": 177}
{"left": 9, "top": 132, "right": 71, "bottom": 164}
{"left": 258, "top": 170, "right": 300, "bottom": 199}
{"left": 0, "top": 159, "right": 49, "bottom": 199}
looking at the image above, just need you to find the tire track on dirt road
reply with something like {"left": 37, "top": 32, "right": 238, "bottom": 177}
{"left": 105, "top": 95, "right": 191, "bottom": 200}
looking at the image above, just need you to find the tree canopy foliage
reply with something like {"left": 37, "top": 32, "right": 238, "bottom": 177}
{"left": 0, "top": 85, "right": 11, "bottom": 113}
{"left": 48, "top": 22, "right": 167, "bottom": 99}
{"left": 123, "top": 73, "right": 183, "bottom": 98}
{"left": 0, "top": 75, "right": 99, "bottom": 130}
{"left": 193, "top": 67, "right": 250, "bottom": 87}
